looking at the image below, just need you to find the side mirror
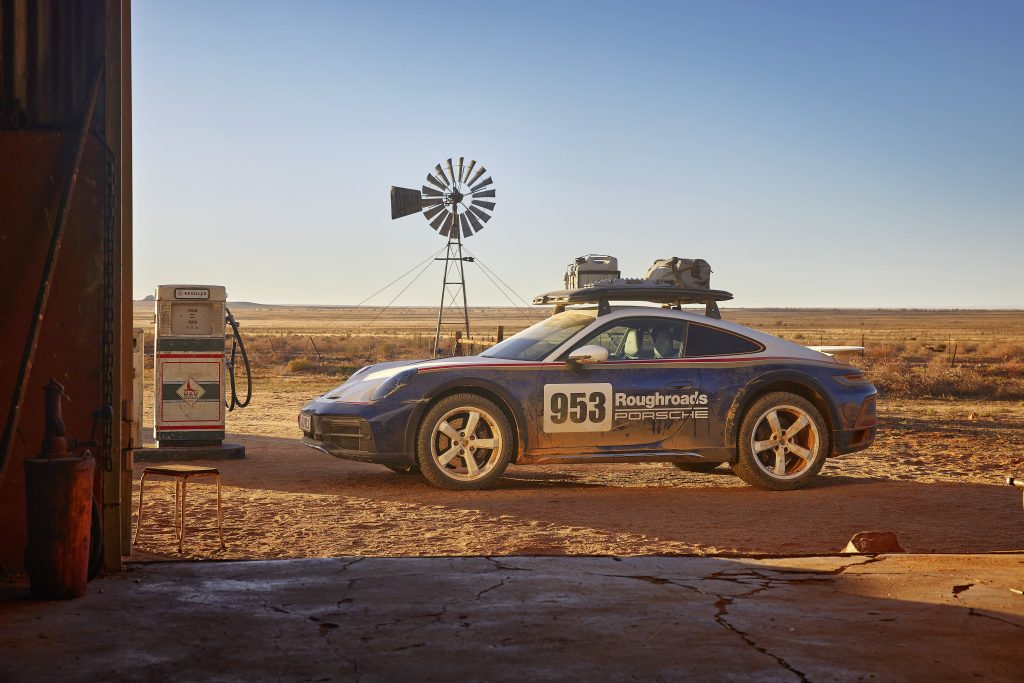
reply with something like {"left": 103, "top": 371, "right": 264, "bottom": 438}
{"left": 567, "top": 345, "right": 609, "bottom": 365}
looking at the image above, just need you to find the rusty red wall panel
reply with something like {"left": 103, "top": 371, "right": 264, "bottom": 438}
{"left": 2, "top": 0, "right": 131, "bottom": 575}
{"left": 0, "top": 132, "right": 105, "bottom": 574}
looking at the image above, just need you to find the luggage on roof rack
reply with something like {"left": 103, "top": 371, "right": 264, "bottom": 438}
{"left": 643, "top": 257, "right": 712, "bottom": 290}
{"left": 564, "top": 254, "right": 620, "bottom": 289}
{"left": 532, "top": 283, "right": 733, "bottom": 319}
{"left": 542, "top": 255, "right": 729, "bottom": 318}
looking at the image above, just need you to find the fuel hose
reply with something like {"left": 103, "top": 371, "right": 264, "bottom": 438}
{"left": 225, "top": 307, "right": 252, "bottom": 411}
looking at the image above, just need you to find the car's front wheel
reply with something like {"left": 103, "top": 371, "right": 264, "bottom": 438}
{"left": 416, "top": 393, "right": 513, "bottom": 490}
{"left": 733, "top": 392, "right": 828, "bottom": 491}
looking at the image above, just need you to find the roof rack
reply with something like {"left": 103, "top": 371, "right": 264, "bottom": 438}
{"left": 532, "top": 284, "right": 733, "bottom": 319}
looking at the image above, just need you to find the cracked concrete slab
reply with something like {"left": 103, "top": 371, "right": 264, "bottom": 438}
{"left": 1, "top": 554, "right": 1022, "bottom": 682}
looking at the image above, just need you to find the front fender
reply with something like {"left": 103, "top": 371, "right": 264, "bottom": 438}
{"left": 402, "top": 376, "right": 531, "bottom": 461}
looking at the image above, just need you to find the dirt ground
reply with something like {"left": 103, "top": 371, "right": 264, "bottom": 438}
{"left": 129, "top": 306, "right": 1024, "bottom": 560}
{"left": 130, "top": 376, "right": 1024, "bottom": 560}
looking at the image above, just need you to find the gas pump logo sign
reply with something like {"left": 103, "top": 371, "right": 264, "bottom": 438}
{"left": 176, "top": 377, "right": 206, "bottom": 405}
{"left": 174, "top": 288, "right": 210, "bottom": 300}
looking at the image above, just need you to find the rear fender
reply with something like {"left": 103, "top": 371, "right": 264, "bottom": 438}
{"left": 724, "top": 370, "right": 839, "bottom": 454}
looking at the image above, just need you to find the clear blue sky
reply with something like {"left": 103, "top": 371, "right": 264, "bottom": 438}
{"left": 132, "top": 0, "right": 1024, "bottom": 308}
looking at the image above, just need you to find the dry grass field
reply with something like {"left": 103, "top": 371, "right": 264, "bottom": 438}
{"left": 134, "top": 302, "right": 1024, "bottom": 393}
{"left": 129, "top": 303, "right": 1024, "bottom": 561}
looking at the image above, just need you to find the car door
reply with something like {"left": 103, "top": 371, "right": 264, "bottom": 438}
{"left": 526, "top": 316, "right": 704, "bottom": 456}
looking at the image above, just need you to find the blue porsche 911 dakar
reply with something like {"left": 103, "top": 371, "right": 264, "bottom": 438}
{"left": 298, "top": 289, "right": 877, "bottom": 491}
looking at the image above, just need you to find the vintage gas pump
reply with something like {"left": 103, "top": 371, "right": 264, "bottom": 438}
{"left": 147, "top": 285, "right": 250, "bottom": 460}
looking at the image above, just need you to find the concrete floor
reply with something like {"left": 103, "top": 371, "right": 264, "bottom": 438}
{"left": 2, "top": 554, "right": 1022, "bottom": 682}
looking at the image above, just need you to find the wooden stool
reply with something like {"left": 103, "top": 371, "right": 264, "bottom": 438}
{"left": 133, "top": 464, "right": 225, "bottom": 553}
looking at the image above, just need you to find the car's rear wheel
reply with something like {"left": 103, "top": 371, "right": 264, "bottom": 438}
{"left": 416, "top": 393, "right": 513, "bottom": 490}
{"left": 733, "top": 392, "right": 828, "bottom": 491}
{"left": 672, "top": 462, "right": 725, "bottom": 473}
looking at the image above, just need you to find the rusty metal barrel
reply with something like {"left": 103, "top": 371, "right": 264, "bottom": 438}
{"left": 24, "top": 454, "right": 95, "bottom": 599}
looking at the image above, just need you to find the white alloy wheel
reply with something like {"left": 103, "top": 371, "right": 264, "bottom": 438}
{"left": 416, "top": 394, "right": 513, "bottom": 490}
{"left": 750, "top": 404, "right": 821, "bottom": 480}
{"left": 733, "top": 392, "right": 829, "bottom": 490}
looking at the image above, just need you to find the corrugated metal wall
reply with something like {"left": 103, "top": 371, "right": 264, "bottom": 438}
{"left": 0, "top": 0, "right": 131, "bottom": 576}
{"left": 0, "top": 0, "right": 105, "bottom": 128}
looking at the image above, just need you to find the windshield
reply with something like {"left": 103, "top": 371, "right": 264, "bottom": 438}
{"left": 480, "top": 311, "right": 596, "bottom": 361}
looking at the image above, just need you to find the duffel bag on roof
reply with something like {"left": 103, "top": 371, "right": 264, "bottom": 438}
{"left": 643, "top": 257, "right": 712, "bottom": 290}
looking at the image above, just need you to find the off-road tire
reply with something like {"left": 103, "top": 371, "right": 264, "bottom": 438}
{"left": 733, "top": 392, "right": 828, "bottom": 491}
{"left": 416, "top": 393, "right": 513, "bottom": 490}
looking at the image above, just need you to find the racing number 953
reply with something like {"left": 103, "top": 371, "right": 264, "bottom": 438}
{"left": 549, "top": 391, "right": 606, "bottom": 425}
{"left": 543, "top": 383, "right": 613, "bottom": 433}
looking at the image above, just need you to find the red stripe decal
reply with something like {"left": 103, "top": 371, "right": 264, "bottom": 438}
{"left": 418, "top": 356, "right": 826, "bottom": 372}
{"left": 156, "top": 353, "right": 224, "bottom": 359}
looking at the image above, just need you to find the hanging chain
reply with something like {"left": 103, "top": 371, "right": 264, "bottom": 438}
{"left": 99, "top": 135, "right": 117, "bottom": 472}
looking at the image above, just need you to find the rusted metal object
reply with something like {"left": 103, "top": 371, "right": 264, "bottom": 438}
{"left": 134, "top": 464, "right": 225, "bottom": 554}
{"left": 24, "top": 455, "right": 94, "bottom": 598}
{"left": 40, "top": 379, "right": 69, "bottom": 455}
{"left": 24, "top": 381, "right": 95, "bottom": 599}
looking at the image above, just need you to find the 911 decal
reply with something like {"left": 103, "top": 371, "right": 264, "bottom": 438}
{"left": 543, "top": 383, "right": 613, "bottom": 433}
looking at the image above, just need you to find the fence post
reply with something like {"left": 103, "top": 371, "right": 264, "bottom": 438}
{"left": 497, "top": 326, "right": 504, "bottom": 343}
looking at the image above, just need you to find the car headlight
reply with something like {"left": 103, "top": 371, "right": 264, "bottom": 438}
{"left": 370, "top": 368, "right": 418, "bottom": 401}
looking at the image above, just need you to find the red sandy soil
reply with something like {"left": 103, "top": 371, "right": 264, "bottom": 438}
{"left": 130, "top": 387, "right": 1024, "bottom": 560}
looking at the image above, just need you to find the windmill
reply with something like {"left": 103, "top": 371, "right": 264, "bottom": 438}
{"left": 390, "top": 157, "right": 496, "bottom": 357}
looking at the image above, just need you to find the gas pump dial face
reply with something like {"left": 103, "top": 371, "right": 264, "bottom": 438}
{"left": 170, "top": 303, "right": 213, "bottom": 335}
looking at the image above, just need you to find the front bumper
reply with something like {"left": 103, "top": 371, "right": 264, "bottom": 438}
{"left": 832, "top": 394, "right": 877, "bottom": 455}
{"left": 833, "top": 425, "right": 877, "bottom": 454}
{"left": 298, "top": 403, "right": 417, "bottom": 467}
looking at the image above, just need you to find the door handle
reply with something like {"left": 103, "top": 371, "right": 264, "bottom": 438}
{"left": 665, "top": 382, "right": 692, "bottom": 390}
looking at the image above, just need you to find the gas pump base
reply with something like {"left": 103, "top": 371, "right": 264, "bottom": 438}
{"left": 134, "top": 443, "right": 245, "bottom": 463}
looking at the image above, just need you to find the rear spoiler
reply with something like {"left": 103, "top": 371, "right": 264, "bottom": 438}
{"left": 807, "top": 345, "right": 864, "bottom": 359}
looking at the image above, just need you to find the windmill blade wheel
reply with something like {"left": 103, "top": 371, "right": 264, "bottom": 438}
{"left": 390, "top": 157, "right": 495, "bottom": 237}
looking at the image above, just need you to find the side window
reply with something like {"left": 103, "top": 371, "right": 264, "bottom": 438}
{"left": 580, "top": 324, "right": 632, "bottom": 358}
{"left": 684, "top": 324, "right": 763, "bottom": 357}
{"left": 572, "top": 318, "right": 688, "bottom": 360}
{"left": 649, "top": 319, "right": 687, "bottom": 359}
